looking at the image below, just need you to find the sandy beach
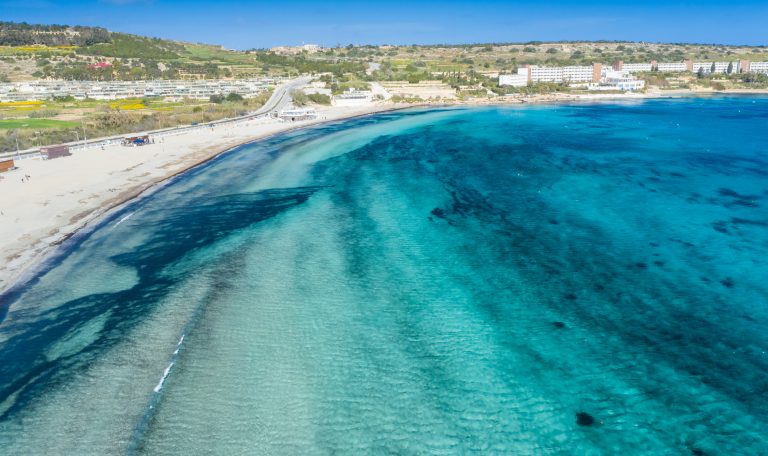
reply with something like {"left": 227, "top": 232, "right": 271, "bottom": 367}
{"left": 0, "top": 102, "right": 405, "bottom": 293}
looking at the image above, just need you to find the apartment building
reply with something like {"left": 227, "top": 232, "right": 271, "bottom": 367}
{"left": 0, "top": 78, "right": 277, "bottom": 102}
{"left": 656, "top": 62, "right": 688, "bottom": 72}
{"left": 589, "top": 69, "right": 645, "bottom": 91}
{"left": 612, "top": 61, "right": 652, "bottom": 73}
{"left": 520, "top": 64, "right": 599, "bottom": 84}
{"left": 562, "top": 66, "right": 596, "bottom": 82}
{"left": 692, "top": 61, "right": 741, "bottom": 74}
{"left": 498, "top": 69, "right": 528, "bottom": 87}
{"left": 749, "top": 61, "right": 768, "bottom": 73}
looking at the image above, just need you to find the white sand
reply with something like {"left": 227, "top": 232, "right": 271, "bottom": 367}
{"left": 0, "top": 103, "right": 404, "bottom": 293}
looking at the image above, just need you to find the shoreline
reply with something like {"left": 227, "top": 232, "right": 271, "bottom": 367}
{"left": 0, "top": 102, "right": 410, "bottom": 295}
{"left": 435, "top": 88, "right": 768, "bottom": 107}
{"left": 1, "top": 89, "right": 766, "bottom": 295}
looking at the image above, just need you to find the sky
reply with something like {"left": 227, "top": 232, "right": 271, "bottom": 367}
{"left": 2, "top": 0, "right": 767, "bottom": 49}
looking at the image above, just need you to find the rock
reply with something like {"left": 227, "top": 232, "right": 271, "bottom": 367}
{"left": 430, "top": 207, "right": 445, "bottom": 219}
{"left": 575, "top": 412, "right": 595, "bottom": 426}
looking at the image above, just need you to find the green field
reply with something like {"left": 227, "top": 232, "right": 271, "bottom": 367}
{"left": 181, "top": 44, "right": 254, "bottom": 64}
{"left": 0, "top": 45, "right": 76, "bottom": 56}
{"left": 0, "top": 118, "right": 79, "bottom": 130}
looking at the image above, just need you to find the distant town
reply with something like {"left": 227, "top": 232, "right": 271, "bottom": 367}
{"left": 499, "top": 59, "right": 768, "bottom": 91}
{"left": 3, "top": 58, "right": 768, "bottom": 103}
{"left": 1, "top": 78, "right": 276, "bottom": 102}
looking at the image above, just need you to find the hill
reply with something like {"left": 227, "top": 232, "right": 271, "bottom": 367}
{"left": 3, "top": 21, "right": 767, "bottom": 85}
{"left": 0, "top": 22, "right": 110, "bottom": 46}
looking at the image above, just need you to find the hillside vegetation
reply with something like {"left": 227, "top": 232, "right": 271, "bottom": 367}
{"left": 3, "top": 21, "right": 766, "bottom": 84}
{"left": 80, "top": 34, "right": 185, "bottom": 60}
{"left": 0, "top": 22, "right": 110, "bottom": 46}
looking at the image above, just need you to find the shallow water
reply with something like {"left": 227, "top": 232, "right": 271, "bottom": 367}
{"left": 1, "top": 98, "right": 767, "bottom": 454}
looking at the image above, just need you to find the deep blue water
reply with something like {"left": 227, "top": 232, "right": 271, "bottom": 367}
{"left": 1, "top": 97, "right": 767, "bottom": 454}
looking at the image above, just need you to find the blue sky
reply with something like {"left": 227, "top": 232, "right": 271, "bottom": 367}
{"left": 2, "top": 0, "right": 766, "bottom": 49}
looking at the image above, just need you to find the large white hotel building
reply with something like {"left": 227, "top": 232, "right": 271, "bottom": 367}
{"left": 500, "top": 59, "right": 768, "bottom": 87}
{"left": 500, "top": 64, "right": 601, "bottom": 86}
{"left": 616, "top": 59, "right": 768, "bottom": 75}
{"left": 534, "top": 65, "right": 597, "bottom": 83}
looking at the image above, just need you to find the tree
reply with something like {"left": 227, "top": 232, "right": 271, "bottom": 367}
{"left": 225, "top": 92, "right": 243, "bottom": 102}
{"left": 697, "top": 67, "right": 705, "bottom": 79}
{"left": 307, "top": 93, "right": 331, "bottom": 105}
{"left": 710, "top": 62, "right": 716, "bottom": 74}
{"left": 290, "top": 89, "right": 309, "bottom": 106}
{"left": 727, "top": 62, "right": 733, "bottom": 74}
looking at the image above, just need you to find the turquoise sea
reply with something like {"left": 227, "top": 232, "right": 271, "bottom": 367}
{"left": 1, "top": 97, "right": 767, "bottom": 454}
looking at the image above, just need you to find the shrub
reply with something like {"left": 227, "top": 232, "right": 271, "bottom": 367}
{"left": 291, "top": 89, "right": 309, "bottom": 106}
{"left": 307, "top": 93, "right": 331, "bottom": 105}
{"left": 28, "top": 109, "right": 59, "bottom": 118}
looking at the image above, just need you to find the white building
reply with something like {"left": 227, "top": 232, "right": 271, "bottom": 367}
{"left": 692, "top": 62, "right": 709, "bottom": 73}
{"left": 498, "top": 69, "right": 528, "bottom": 87}
{"left": 270, "top": 44, "right": 321, "bottom": 55}
{"left": 333, "top": 88, "right": 373, "bottom": 106}
{"left": 526, "top": 65, "right": 595, "bottom": 83}
{"left": 692, "top": 61, "right": 739, "bottom": 74}
{"left": 750, "top": 61, "right": 768, "bottom": 74}
{"left": 589, "top": 69, "right": 645, "bottom": 92}
{"left": 561, "top": 66, "right": 594, "bottom": 82}
{"left": 529, "top": 66, "right": 562, "bottom": 83}
{"left": 278, "top": 106, "right": 318, "bottom": 121}
{"left": 607, "top": 74, "right": 645, "bottom": 91}
{"left": 0, "top": 78, "right": 275, "bottom": 102}
{"left": 657, "top": 62, "right": 688, "bottom": 72}
{"left": 622, "top": 63, "right": 653, "bottom": 73}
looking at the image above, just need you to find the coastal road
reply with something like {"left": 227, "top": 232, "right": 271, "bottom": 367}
{"left": 0, "top": 76, "right": 312, "bottom": 160}
{"left": 143, "top": 75, "right": 311, "bottom": 129}
{"left": 254, "top": 76, "right": 312, "bottom": 116}
{"left": 208, "top": 75, "right": 311, "bottom": 125}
